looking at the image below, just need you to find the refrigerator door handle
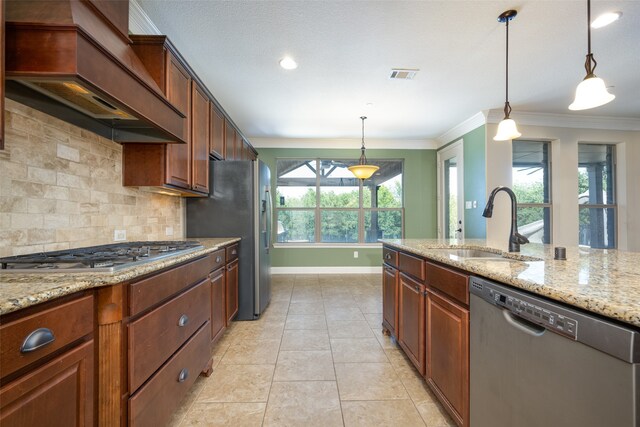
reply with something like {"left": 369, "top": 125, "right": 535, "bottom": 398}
{"left": 265, "top": 187, "right": 272, "bottom": 253}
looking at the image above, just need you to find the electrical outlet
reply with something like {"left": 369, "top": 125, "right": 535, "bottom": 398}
{"left": 165, "top": 226, "right": 174, "bottom": 236}
{"left": 114, "top": 229, "right": 126, "bottom": 241}
{"left": 353, "top": 251, "right": 359, "bottom": 258}
{"left": 473, "top": 200, "right": 478, "bottom": 208}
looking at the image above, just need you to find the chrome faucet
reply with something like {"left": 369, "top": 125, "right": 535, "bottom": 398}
{"left": 482, "top": 186, "right": 529, "bottom": 252}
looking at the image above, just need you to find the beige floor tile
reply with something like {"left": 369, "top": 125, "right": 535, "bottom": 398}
{"left": 273, "top": 350, "right": 335, "bottom": 381}
{"left": 263, "top": 381, "right": 343, "bottom": 427}
{"left": 414, "top": 400, "right": 457, "bottom": 427}
{"left": 285, "top": 314, "right": 327, "bottom": 330}
{"left": 373, "top": 329, "right": 402, "bottom": 351}
{"left": 335, "top": 362, "right": 409, "bottom": 401}
{"left": 397, "top": 368, "right": 435, "bottom": 402}
{"left": 220, "top": 339, "right": 281, "bottom": 365}
{"left": 198, "top": 364, "right": 274, "bottom": 402}
{"left": 288, "top": 301, "right": 325, "bottom": 315}
{"left": 168, "top": 376, "right": 206, "bottom": 426}
{"left": 325, "top": 306, "right": 365, "bottom": 321}
{"left": 180, "top": 402, "right": 266, "bottom": 426}
{"left": 342, "top": 400, "right": 425, "bottom": 427}
{"left": 327, "top": 320, "right": 375, "bottom": 338}
{"left": 322, "top": 295, "right": 359, "bottom": 308}
{"left": 357, "top": 301, "right": 383, "bottom": 314}
{"left": 280, "top": 329, "right": 331, "bottom": 351}
{"left": 232, "top": 320, "right": 285, "bottom": 341}
{"left": 330, "top": 337, "right": 388, "bottom": 363}
{"left": 364, "top": 312, "right": 383, "bottom": 329}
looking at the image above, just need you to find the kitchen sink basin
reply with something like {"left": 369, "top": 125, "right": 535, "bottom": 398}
{"left": 433, "top": 249, "right": 503, "bottom": 259}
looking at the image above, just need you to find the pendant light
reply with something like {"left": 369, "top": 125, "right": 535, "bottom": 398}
{"left": 493, "top": 10, "right": 522, "bottom": 142}
{"left": 348, "top": 116, "right": 379, "bottom": 180}
{"left": 569, "top": 0, "right": 615, "bottom": 110}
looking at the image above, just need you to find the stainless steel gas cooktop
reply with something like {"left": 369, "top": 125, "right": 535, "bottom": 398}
{"left": 0, "top": 241, "right": 203, "bottom": 273}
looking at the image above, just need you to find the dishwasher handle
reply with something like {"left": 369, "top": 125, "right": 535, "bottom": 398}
{"left": 502, "top": 309, "right": 546, "bottom": 337}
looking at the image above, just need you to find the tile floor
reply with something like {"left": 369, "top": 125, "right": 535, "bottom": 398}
{"left": 170, "top": 274, "right": 455, "bottom": 427}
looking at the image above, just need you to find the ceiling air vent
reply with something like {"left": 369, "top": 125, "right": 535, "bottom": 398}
{"left": 389, "top": 68, "right": 419, "bottom": 80}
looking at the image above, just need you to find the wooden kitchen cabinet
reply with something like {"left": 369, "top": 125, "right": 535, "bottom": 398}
{"left": 165, "top": 51, "right": 192, "bottom": 189}
{"left": 191, "top": 81, "right": 210, "bottom": 193}
{"left": 426, "top": 289, "right": 469, "bottom": 427}
{"left": 209, "top": 104, "right": 225, "bottom": 159}
{"left": 382, "top": 264, "right": 398, "bottom": 337}
{"left": 210, "top": 267, "right": 226, "bottom": 344}
{"left": 226, "top": 259, "right": 239, "bottom": 324}
{"left": 398, "top": 272, "right": 426, "bottom": 374}
{"left": 225, "top": 120, "right": 237, "bottom": 160}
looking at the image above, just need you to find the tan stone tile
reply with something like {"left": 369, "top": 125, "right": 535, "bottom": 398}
{"left": 284, "top": 314, "right": 327, "bottom": 330}
{"left": 56, "top": 143, "right": 80, "bottom": 162}
{"left": 330, "top": 337, "right": 388, "bottom": 363}
{"left": 198, "top": 364, "right": 274, "bottom": 403}
{"left": 11, "top": 213, "right": 44, "bottom": 229}
{"left": 280, "top": 329, "right": 331, "bottom": 351}
{"left": 327, "top": 320, "right": 375, "bottom": 338}
{"left": 274, "top": 350, "right": 335, "bottom": 381}
{"left": 10, "top": 180, "right": 44, "bottom": 197}
{"left": 342, "top": 400, "right": 425, "bottom": 426}
{"left": 42, "top": 185, "right": 70, "bottom": 200}
{"left": 0, "top": 196, "right": 28, "bottom": 213}
{"left": 168, "top": 376, "right": 206, "bottom": 426}
{"left": 364, "top": 312, "right": 383, "bottom": 329}
{"left": 325, "top": 307, "right": 365, "bottom": 321}
{"left": 335, "top": 362, "right": 409, "bottom": 401}
{"left": 288, "top": 302, "right": 324, "bottom": 315}
{"left": 27, "top": 198, "right": 56, "bottom": 214}
{"left": 180, "top": 402, "right": 266, "bottom": 427}
{"left": 27, "top": 166, "right": 56, "bottom": 183}
{"left": 263, "top": 381, "right": 342, "bottom": 427}
{"left": 220, "top": 339, "right": 281, "bottom": 365}
{"left": 414, "top": 400, "right": 456, "bottom": 427}
{"left": 232, "top": 320, "right": 285, "bottom": 341}
{"left": 374, "top": 330, "right": 402, "bottom": 351}
{"left": 322, "top": 295, "right": 359, "bottom": 308}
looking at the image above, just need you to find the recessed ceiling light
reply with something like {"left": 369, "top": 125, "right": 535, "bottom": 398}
{"left": 366, "top": 103, "right": 374, "bottom": 108}
{"left": 591, "top": 12, "right": 622, "bottom": 28}
{"left": 279, "top": 57, "right": 298, "bottom": 70}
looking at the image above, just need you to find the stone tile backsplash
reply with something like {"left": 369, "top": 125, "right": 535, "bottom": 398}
{"left": 0, "top": 99, "right": 185, "bottom": 257}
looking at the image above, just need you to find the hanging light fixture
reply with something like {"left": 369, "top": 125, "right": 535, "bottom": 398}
{"left": 494, "top": 10, "right": 521, "bottom": 142}
{"left": 569, "top": 0, "right": 615, "bottom": 110}
{"left": 348, "top": 116, "right": 379, "bottom": 180}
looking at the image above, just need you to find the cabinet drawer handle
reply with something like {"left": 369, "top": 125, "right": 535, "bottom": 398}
{"left": 414, "top": 285, "right": 420, "bottom": 292}
{"left": 231, "top": 249, "right": 237, "bottom": 255}
{"left": 178, "top": 368, "right": 189, "bottom": 383}
{"left": 216, "top": 256, "right": 222, "bottom": 263}
{"left": 385, "top": 253, "right": 391, "bottom": 260}
{"left": 20, "top": 328, "right": 55, "bottom": 353}
{"left": 178, "top": 314, "right": 189, "bottom": 327}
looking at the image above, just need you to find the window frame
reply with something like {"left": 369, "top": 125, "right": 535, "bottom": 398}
{"left": 274, "top": 158, "right": 405, "bottom": 246}
{"left": 512, "top": 139, "right": 553, "bottom": 244}
{"left": 577, "top": 143, "right": 617, "bottom": 249}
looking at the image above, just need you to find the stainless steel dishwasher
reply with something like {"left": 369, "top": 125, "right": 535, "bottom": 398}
{"left": 470, "top": 276, "right": 640, "bottom": 427}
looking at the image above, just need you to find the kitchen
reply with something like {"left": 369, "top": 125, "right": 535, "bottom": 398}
{"left": 0, "top": 0, "right": 639, "bottom": 426}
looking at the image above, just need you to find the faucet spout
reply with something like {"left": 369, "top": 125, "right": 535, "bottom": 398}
{"left": 483, "top": 186, "right": 529, "bottom": 252}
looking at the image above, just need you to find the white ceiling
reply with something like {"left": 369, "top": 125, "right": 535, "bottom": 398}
{"left": 137, "top": 1, "right": 640, "bottom": 141}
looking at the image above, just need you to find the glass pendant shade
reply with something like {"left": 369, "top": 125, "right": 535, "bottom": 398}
{"left": 569, "top": 76, "right": 615, "bottom": 110}
{"left": 348, "top": 164, "right": 379, "bottom": 180}
{"left": 493, "top": 118, "right": 522, "bottom": 141}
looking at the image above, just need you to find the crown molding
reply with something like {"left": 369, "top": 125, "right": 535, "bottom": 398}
{"left": 250, "top": 138, "right": 438, "bottom": 150}
{"left": 436, "top": 112, "right": 486, "bottom": 147}
{"left": 485, "top": 109, "right": 640, "bottom": 131}
{"left": 129, "top": 0, "right": 162, "bottom": 35}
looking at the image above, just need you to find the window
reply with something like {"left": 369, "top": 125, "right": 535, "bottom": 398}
{"left": 578, "top": 144, "right": 616, "bottom": 248}
{"left": 512, "top": 140, "right": 552, "bottom": 244}
{"left": 275, "top": 159, "right": 403, "bottom": 244}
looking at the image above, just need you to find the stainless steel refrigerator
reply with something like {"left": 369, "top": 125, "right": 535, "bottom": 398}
{"left": 186, "top": 160, "right": 272, "bottom": 320}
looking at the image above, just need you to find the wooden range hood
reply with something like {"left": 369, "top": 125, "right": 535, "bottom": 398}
{"left": 4, "top": 0, "right": 187, "bottom": 144}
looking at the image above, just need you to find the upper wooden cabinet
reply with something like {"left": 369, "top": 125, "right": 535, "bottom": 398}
{"left": 225, "top": 120, "right": 237, "bottom": 160}
{"left": 210, "top": 105, "right": 225, "bottom": 160}
{"left": 165, "top": 53, "right": 192, "bottom": 189}
{"left": 191, "top": 82, "right": 210, "bottom": 193}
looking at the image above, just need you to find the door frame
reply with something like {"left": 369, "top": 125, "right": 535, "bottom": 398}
{"left": 437, "top": 140, "right": 464, "bottom": 239}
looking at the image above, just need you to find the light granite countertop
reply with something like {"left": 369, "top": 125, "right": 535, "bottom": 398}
{"left": 0, "top": 238, "right": 240, "bottom": 316}
{"left": 380, "top": 238, "right": 640, "bottom": 328}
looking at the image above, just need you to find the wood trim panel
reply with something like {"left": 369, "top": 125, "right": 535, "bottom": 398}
{"left": 382, "top": 264, "right": 398, "bottom": 336}
{"left": 398, "top": 273, "right": 425, "bottom": 374}
{"left": 399, "top": 252, "right": 425, "bottom": 281}
{"left": 209, "top": 103, "right": 225, "bottom": 160}
{"left": 225, "top": 259, "right": 239, "bottom": 324}
{"left": 425, "top": 261, "right": 469, "bottom": 306}
{"left": 210, "top": 267, "right": 226, "bottom": 345}
{"left": 190, "top": 81, "right": 210, "bottom": 193}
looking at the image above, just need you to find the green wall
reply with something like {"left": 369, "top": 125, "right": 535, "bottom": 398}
{"left": 258, "top": 147, "right": 437, "bottom": 267}
{"left": 438, "top": 125, "right": 487, "bottom": 239}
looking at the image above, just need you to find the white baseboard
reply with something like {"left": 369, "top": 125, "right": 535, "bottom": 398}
{"left": 271, "top": 266, "right": 382, "bottom": 275}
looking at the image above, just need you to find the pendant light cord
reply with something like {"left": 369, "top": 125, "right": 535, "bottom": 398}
{"left": 359, "top": 116, "right": 367, "bottom": 165}
{"left": 503, "top": 14, "right": 512, "bottom": 119}
{"left": 584, "top": 0, "right": 597, "bottom": 77}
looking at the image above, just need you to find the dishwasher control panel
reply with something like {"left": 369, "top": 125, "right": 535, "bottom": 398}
{"left": 488, "top": 288, "right": 578, "bottom": 339}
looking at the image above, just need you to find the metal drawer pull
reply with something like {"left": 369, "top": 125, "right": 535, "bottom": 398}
{"left": 216, "top": 256, "right": 222, "bottom": 263}
{"left": 231, "top": 249, "right": 237, "bottom": 255}
{"left": 178, "top": 368, "right": 189, "bottom": 383}
{"left": 178, "top": 314, "right": 189, "bottom": 327}
{"left": 20, "top": 328, "right": 55, "bottom": 353}
{"left": 385, "top": 254, "right": 391, "bottom": 259}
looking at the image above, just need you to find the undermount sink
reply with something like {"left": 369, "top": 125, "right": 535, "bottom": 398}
{"left": 433, "top": 248, "right": 503, "bottom": 259}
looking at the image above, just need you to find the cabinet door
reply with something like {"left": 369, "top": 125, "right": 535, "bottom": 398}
{"left": 382, "top": 265, "right": 398, "bottom": 336}
{"left": 398, "top": 273, "right": 425, "bottom": 374}
{"left": 224, "top": 120, "right": 237, "bottom": 160}
{"left": 0, "top": 340, "right": 94, "bottom": 427}
{"left": 165, "top": 53, "right": 191, "bottom": 188}
{"left": 225, "top": 260, "right": 239, "bottom": 324}
{"left": 210, "top": 267, "right": 226, "bottom": 344}
{"left": 426, "top": 289, "right": 469, "bottom": 427}
{"left": 191, "top": 81, "right": 210, "bottom": 193}
{"left": 209, "top": 105, "right": 225, "bottom": 159}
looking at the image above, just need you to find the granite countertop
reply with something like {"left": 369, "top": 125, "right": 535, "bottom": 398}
{"left": 0, "top": 238, "right": 240, "bottom": 316}
{"left": 380, "top": 238, "right": 640, "bottom": 328}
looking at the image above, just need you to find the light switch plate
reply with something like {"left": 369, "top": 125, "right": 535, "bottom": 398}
{"left": 465, "top": 201, "right": 472, "bottom": 209}
{"left": 165, "top": 226, "right": 174, "bottom": 236}
{"left": 114, "top": 229, "right": 126, "bottom": 241}
{"left": 353, "top": 251, "right": 359, "bottom": 258}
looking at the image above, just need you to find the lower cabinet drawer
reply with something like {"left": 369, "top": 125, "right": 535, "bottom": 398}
{"left": 129, "top": 322, "right": 211, "bottom": 427}
{"left": 128, "top": 279, "right": 211, "bottom": 393}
